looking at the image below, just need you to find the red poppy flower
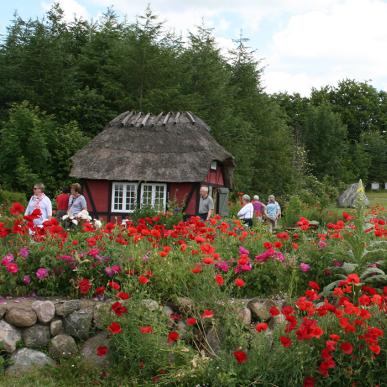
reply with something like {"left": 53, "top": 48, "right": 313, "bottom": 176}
{"left": 255, "top": 322, "right": 268, "bottom": 332}
{"left": 269, "top": 306, "right": 280, "bottom": 316}
{"left": 340, "top": 342, "right": 353, "bottom": 355}
{"left": 308, "top": 281, "right": 320, "bottom": 291}
{"left": 111, "top": 301, "right": 128, "bottom": 317}
{"left": 108, "top": 281, "right": 120, "bottom": 290}
{"left": 186, "top": 317, "right": 197, "bottom": 326}
{"left": 274, "top": 241, "right": 283, "bottom": 249}
{"left": 215, "top": 274, "right": 224, "bottom": 286}
{"left": 167, "top": 331, "right": 179, "bottom": 343}
{"left": 201, "top": 309, "right": 214, "bottom": 319}
{"left": 96, "top": 345, "right": 108, "bottom": 357}
{"left": 140, "top": 326, "right": 153, "bottom": 334}
{"left": 116, "top": 291, "right": 130, "bottom": 300}
{"left": 282, "top": 306, "right": 294, "bottom": 315}
{"left": 263, "top": 242, "right": 272, "bottom": 249}
{"left": 280, "top": 336, "right": 292, "bottom": 347}
{"left": 191, "top": 265, "right": 202, "bottom": 273}
{"left": 303, "top": 376, "right": 315, "bottom": 387}
{"left": 95, "top": 286, "right": 105, "bottom": 296}
{"left": 234, "top": 278, "right": 245, "bottom": 287}
{"left": 329, "top": 334, "right": 340, "bottom": 341}
{"left": 369, "top": 344, "right": 380, "bottom": 355}
{"left": 138, "top": 275, "right": 149, "bottom": 284}
{"left": 233, "top": 350, "right": 248, "bottom": 364}
{"left": 108, "top": 322, "right": 122, "bottom": 334}
{"left": 78, "top": 278, "right": 92, "bottom": 295}
{"left": 10, "top": 202, "right": 25, "bottom": 216}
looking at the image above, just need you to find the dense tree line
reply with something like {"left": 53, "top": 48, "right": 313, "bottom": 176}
{"left": 0, "top": 4, "right": 386, "bottom": 198}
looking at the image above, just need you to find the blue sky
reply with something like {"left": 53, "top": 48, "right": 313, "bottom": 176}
{"left": 1, "top": 0, "right": 386, "bottom": 96}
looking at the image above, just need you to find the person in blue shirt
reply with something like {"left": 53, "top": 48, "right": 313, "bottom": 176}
{"left": 68, "top": 183, "right": 87, "bottom": 217}
{"left": 265, "top": 194, "right": 281, "bottom": 232}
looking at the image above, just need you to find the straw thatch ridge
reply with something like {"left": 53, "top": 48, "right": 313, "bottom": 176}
{"left": 70, "top": 111, "right": 234, "bottom": 186}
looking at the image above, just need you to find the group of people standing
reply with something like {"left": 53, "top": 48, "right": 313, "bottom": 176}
{"left": 237, "top": 194, "right": 281, "bottom": 231}
{"left": 24, "top": 183, "right": 87, "bottom": 227}
{"left": 197, "top": 186, "right": 281, "bottom": 232}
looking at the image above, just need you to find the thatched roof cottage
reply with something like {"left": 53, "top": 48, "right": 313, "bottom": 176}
{"left": 70, "top": 111, "right": 235, "bottom": 220}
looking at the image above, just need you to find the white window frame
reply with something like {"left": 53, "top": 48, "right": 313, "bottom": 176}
{"left": 111, "top": 182, "right": 138, "bottom": 213}
{"left": 140, "top": 183, "right": 167, "bottom": 212}
{"left": 210, "top": 160, "right": 217, "bottom": 170}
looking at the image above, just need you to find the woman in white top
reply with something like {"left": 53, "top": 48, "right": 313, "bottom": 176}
{"left": 237, "top": 194, "right": 254, "bottom": 227}
{"left": 24, "top": 182, "right": 52, "bottom": 227}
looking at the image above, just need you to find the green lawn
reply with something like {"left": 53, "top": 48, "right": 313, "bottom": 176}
{"left": 367, "top": 190, "right": 387, "bottom": 207}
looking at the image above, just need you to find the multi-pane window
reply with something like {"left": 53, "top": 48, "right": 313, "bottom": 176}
{"left": 141, "top": 184, "right": 167, "bottom": 212}
{"left": 112, "top": 183, "right": 137, "bottom": 213}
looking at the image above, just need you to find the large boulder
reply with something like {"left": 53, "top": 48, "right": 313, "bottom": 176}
{"left": 5, "top": 308, "right": 37, "bottom": 328}
{"left": 63, "top": 308, "right": 93, "bottom": 339}
{"left": 49, "top": 334, "right": 78, "bottom": 359}
{"left": 55, "top": 300, "right": 81, "bottom": 317}
{"left": 337, "top": 180, "right": 369, "bottom": 208}
{"left": 22, "top": 324, "right": 50, "bottom": 348}
{"left": 32, "top": 301, "right": 55, "bottom": 324}
{"left": 0, "top": 320, "right": 22, "bottom": 353}
{"left": 81, "top": 332, "right": 109, "bottom": 366}
{"left": 6, "top": 348, "right": 55, "bottom": 376}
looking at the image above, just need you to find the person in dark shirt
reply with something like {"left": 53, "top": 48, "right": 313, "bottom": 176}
{"left": 55, "top": 187, "right": 70, "bottom": 220}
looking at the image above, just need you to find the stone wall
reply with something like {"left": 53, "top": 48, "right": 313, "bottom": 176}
{"left": 0, "top": 296, "right": 283, "bottom": 376}
{"left": 0, "top": 298, "right": 109, "bottom": 375}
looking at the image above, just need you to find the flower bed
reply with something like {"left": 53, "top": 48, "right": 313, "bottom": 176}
{"left": 0, "top": 202, "right": 386, "bottom": 384}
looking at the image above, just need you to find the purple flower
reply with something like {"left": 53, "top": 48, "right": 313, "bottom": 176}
{"left": 234, "top": 263, "right": 253, "bottom": 273}
{"left": 23, "top": 275, "right": 31, "bottom": 285}
{"left": 300, "top": 263, "right": 311, "bottom": 272}
{"left": 239, "top": 246, "right": 250, "bottom": 255}
{"left": 111, "top": 265, "right": 121, "bottom": 274}
{"left": 36, "top": 267, "right": 49, "bottom": 280}
{"left": 1, "top": 254, "right": 14, "bottom": 266}
{"left": 19, "top": 247, "right": 29, "bottom": 258}
{"left": 142, "top": 254, "right": 150, "bottom": 262}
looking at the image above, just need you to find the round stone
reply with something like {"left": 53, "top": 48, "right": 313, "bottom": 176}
{"left": 5, "top": 307, "right": 37, "bottom": 328}
{"left": 32, "top": 301, "right": 55, "bottom": 324}
{"left": 49, "top": 334, "right": 78, "bottom": 359}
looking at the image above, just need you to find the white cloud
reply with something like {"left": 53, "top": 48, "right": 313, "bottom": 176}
{"left": 264, "top": 0, "right": 387, "bottom": 94}
{"left": 42, "top": 0, "right": 89, "bottom": 21}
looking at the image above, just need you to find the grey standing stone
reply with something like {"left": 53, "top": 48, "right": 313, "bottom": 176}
{"left": 5, "top": 307, "right": 37, "bottom": 328}
{"left": 337, "top": 180, "right": 369, "bottom": 208}
{"left": 49, "top": 334, "right": 78, "bottom": 359}
{"left": 6, "top": 348, "right": 55, "bottom": 376}
{"left": 55, "top": 300, "right": 81, "bottom": 317}
{"left": 81, "top": 332, "right": 109, "bottom": 366}
{"left": 50, "top": 319, "right": 63, "bottom": 336}
{"left": 0, "top": 320, "right": 21, "bottom": 353}
{"left": 22, "top": 324, "right": 50, "bottom": 348}
{"left": 63, "top": 308, "right": 93, "bottom": 339}
{"left": 32, "top": 301, "right": 55, "bottom": 324}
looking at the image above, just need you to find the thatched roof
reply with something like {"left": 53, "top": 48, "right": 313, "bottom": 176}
{"left": 70, "top": 111, "right": 234, "bottom": 187}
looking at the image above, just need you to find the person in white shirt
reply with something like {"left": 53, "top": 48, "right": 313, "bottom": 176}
{"left": 237, "top": 194, "right": 254, "bottom": 227}
{"left": 24, "top": 182, "right": 52, "bottom": 227}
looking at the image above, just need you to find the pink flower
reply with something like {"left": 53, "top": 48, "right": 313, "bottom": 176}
{"left": 6, "top": 263, "right": 19, "bottom": 273}
{"left": 19, "top": 247, "right": 29, "bottom": 258}
{"left": 36, "top": 267, "right": 49, "bottom": 280}
{"left": 318, "top": 240, "right": 327, "bottom": 249}
{"left": 300, "top": 263, "right": 311, "bottom": 272}
{"left": 23, "top": 275, "right": 31, "bottom": 285}
{"left": 2, "top": 254, "right": 14, "bottom": 266}
{"left": 239, "top": 246, "right": 250, "bottom": 255}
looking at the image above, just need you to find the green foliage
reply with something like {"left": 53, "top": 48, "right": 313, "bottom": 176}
{"left": 0, "top": 189, "right": 27, "bottom": 207}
